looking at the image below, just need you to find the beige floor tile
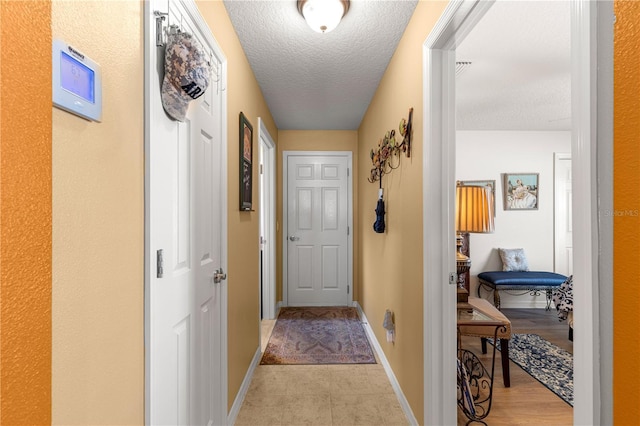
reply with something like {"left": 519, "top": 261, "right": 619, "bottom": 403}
{"left": 329, "top": 372, "right": 374, "bottom": 395}
{"left": 242, "top": 391, "right": 287, "bottom": 408}
{"left": 285, "top": 368, "right": 333, "bottom": 395}
{"left": 247, "top": 373, "right": 290, "bottom": 395}
{"left": 330, "top": 394, "right": 386, "bottom": 426}
{"left": 376, "top": 394, "right": 409, "bottom": 425}
{"left": 235, "top": 404, "right": 283, "bottom": 426}
{"left": 328, "top": 363, "right": 373, "bottom": 373}
{"left": 239, "top": 320, "right": 408, "bottom": 425}
{"left": 281, "top": 393, "right": 333, "bottom": 425}
{"left": 366, "top": 369, "right": 395, "bottom": 394}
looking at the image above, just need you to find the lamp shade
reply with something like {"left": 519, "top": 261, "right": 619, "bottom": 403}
{"left": 456, "top": 184, "right": 494, "bottom": 233}
{"left": 298, "top": 0, "right": 349, "bottom": 33}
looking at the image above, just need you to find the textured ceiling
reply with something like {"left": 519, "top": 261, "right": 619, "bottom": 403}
{"left": 456, "top": 0, "right": 571, "bottom": 131}
{"left": 224, "top": 0, "right": 418, "bottom": 130}
{"left": 224, "top": 0, "right": 571, "bottom": 132}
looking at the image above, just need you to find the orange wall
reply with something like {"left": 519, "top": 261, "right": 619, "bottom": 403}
{"left": 0, "top": 1, "right": 52, "bottom": 424}
{"left": 196, "top": 0, "right": 278, "bottom": 410}
{"left": 613, "top": 1, "right": 640, "bottom": 423}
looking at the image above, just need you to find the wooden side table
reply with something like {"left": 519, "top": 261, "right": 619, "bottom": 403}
{"left": 457, "top": 307, "right": 507, "bottom": 426}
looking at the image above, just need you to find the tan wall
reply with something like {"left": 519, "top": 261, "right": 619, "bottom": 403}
{"left": 613, "top": 1, "right": 640, "bottom": 423}
{"left": 276, "top": 130, "right": 359, "bottom": 302}
{"left": 356, "top": 2, "right": 448, "bottom": 423}
{"left": 195, "top": 0, "right": 278, "bottom": 411}
{"left": 0, "top": 1, "right": 52, "bottom": 424}
{"left": 51, "top": 0, "right": 144, "bottom": 423}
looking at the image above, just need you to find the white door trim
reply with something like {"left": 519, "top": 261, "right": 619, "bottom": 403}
{"left": 258, "top": 118, "right": 276, "bottom": 320}
{"left": 282, "top": 151, "right": 353, "bottom": 307}
{"left": 144, "top": 0, "right": 229, "bottom": 423}
{"left": 422, "top": 0, "right": 613, "bottom": 424}
{"left": 422, "top": 2, "right": 495, "bottom": 423}
{"left": 571, "top": 1, "right": 613, "bottom": 422}
{"left": 554, "top": 152, "right": 572, "bottom": 275}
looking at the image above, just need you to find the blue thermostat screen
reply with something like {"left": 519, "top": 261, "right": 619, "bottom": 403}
{"left": 52, "top": 38, "right": 102, "bottom": 122}
{"left": 60, "top": 51, "right": 95, "bottom": 103}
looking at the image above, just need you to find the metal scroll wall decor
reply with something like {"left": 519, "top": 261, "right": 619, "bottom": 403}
{"left": 368, "top": 108, "right": 413, "bottom": 233}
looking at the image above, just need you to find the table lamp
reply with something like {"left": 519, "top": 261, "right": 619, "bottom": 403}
{"left": 456, "top": 183, "right": 494, "bottom": 305}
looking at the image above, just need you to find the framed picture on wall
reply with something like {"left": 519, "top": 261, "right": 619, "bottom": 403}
{"left": 239, "top": 112, "right": 253, "bottom": 211}
{"left": 458, "top": 180, "right": 496, "bottom": 216}
{"left": 502, "top": 173, "right": 539, "bottom": 210}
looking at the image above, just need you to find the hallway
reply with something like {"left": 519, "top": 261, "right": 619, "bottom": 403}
{"left": 233, "top": 321, "right": 410, "bottom": 425}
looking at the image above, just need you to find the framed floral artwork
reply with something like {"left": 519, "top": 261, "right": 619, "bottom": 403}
{"left": 502, "top": 173, "right": 539, "bottom": 210}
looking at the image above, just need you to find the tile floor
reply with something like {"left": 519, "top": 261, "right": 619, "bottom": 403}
{"left": 233, "top": 320, "right": 410, "bottom": 426}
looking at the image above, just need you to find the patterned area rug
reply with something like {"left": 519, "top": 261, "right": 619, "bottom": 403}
{"left": 494, "top": 333, "right": 573, "bottom": 406}
{"left": 260, "top": 306, "right": 376, "bottom": 365}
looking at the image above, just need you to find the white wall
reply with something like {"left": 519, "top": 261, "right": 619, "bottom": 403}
{"left": 456, "top": 131, "right": 571, "bottom": 308}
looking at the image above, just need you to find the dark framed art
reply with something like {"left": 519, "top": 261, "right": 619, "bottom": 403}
{"left": 239, "top": 112, "right": 253, "bottom": 211}
{"left": 502, "top": 173, "right": 539, "bottom": 210}
{"left": 458, "top": 179, "right": 496, "bottom": 217}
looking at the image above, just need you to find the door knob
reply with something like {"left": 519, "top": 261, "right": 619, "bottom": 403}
{"left": 288, "top": 236, "right": 300, "bottom": 241}
{"left": 213, "top": 268, "right": 227, "bottom": 284}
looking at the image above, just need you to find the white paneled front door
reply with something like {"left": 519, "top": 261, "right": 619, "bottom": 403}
{"left": 145, "top": 1, "right": 227, "bottom": 424}
{"left": 285, "top": 153, "right": 352, "bottom": 306}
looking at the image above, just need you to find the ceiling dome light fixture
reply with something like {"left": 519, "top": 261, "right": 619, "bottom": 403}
{"left": 297, "top": 0, "right": 350, "bottom": 34}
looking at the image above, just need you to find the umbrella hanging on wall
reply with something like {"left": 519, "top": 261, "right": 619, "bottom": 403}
{"left": 373, "top": 181, "right": 386, "bottom": 234}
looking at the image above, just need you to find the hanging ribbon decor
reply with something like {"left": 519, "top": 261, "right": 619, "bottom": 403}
{"left": 368, "top": 108, "right": 413, "bottom": 233}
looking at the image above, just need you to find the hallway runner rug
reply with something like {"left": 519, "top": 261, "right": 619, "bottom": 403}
{"left": 260, "top": 307, "right": 376, "bottom": 365}
{"left": 492, "top": 333, "right": 573, "bottom": 406}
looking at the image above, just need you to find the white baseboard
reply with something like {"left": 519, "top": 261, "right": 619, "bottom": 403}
{"left": 352, "top": 302, "right": 418, "bottom": 426}
{"left": 227, "top": 346, "right": 261, "bottom": 425}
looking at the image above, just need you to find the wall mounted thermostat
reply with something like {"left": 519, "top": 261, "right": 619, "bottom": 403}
{"left": 52, "top": 39, "right": 102, "bottom": 122}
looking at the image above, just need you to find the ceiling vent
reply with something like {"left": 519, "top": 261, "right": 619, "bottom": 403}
{"left": 455, "top": 61, "right": 472, "bottom": 77}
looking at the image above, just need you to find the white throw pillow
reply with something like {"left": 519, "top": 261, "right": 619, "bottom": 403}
{"left": 498, "top": 248, "right": 530, "bottom": 272}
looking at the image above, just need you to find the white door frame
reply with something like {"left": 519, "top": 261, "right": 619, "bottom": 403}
{"left": 282, "top": 151, "right": 353, "bottom": 307}
{"left": 258, "top": 118, "right": 276, "bottom": 320}
{"left": 144, "top": 0, "right": 229, "bottom": 423}
{"left": 554, "top": 152, "right": 572, "bottom": 275}
{"left": 422, "top": 0, "right": 613, "bottom": 424}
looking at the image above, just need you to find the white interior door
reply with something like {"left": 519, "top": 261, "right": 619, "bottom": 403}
{"left": 554, "top": 153, "right": 573, "bottom": 276}
{"left": 285, "top": 153, "right": 351, "bottom": 306}
{"left": 145, "top": 1, "right": 227, "bottom": 425}
{"left": 258, "top": 119, "right": 276, "bottom": 320}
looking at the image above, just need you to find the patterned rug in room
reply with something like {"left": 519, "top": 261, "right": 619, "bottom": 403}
{"left": 260, "top": 306, "right": 376, "bottom": 365}
{"left": 493, "top": 333, "right": 573, "bottom": 406}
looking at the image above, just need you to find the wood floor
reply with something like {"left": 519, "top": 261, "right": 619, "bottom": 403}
{"left": 457, "top": 308, "right": 573, "bottom": 425}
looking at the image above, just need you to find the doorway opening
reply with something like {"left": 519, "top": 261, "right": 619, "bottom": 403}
{"left": 422, "top": 0, "right": 612, "bottom": 424}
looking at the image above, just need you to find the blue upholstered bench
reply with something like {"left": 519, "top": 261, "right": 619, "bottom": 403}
{"left": 477, "top": 271, "right": 568, "bottom": 310}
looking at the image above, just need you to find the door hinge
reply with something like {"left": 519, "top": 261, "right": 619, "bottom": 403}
{"left": 213, "top": 268, "right": 227, "bottom": 284}
{"left": 153, "top": 11, "right": 169, "bottom": 47}
{"left": 347, "top": 226, "right": 350, "bottom": 236}
{"left": 347, "top": 285, "right": 350, "bottom": 294}
{"left": 260, "top": 164, "right": 263, "bottom": 175}
{"left": 157, "top": 249, "right": 164, "bottom": 278}
{"left": 347, "top": 168, "right": 350, "bottom": 177}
